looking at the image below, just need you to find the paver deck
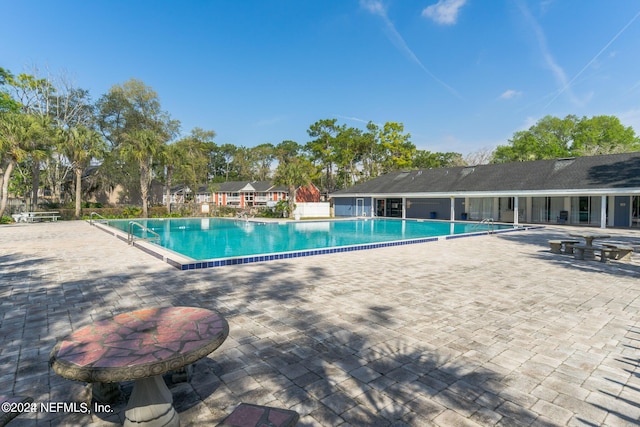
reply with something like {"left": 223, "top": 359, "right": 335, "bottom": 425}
{"left": 1, "top": 220, "right": 640, "bottom": 426}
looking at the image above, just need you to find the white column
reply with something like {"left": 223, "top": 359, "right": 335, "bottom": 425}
{"left": 513, "top": 196, "right": 519, "bottom": 227}
{"left": 371, "top": 197, "right": 375, "bottom": 217}
{"left": 450, "top": 197, "right": 455, "bottom": 221}
{"left": 402, "top": 197, "right": 406, "bottom": 219}
{"left": 600, "top": 195, "right": 607, "bottom": 229}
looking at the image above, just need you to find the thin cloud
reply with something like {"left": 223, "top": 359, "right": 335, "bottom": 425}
{"left": 422, "top": 0, "right": 467, "bottom": 25}
{"left": 500, "top": 89, "right": 522, "bottom": 100}
{"left": 544, "top": 8, "right": 640, "bottom": 109}
{"left": 334, "top": 114, "right": 370, "bottom": 125}
{"left": 516, "top": 0, "right": 582, "bottom": 107}
{"left": 359, "top": 0, "right": 462, "bottom": 99}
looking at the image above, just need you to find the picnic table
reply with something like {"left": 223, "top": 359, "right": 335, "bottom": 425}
{"left": 569, "top": 232, "right": 611, "bottom": 260}
{"left": 49, "top": 306, "right": 229, "bottom": 427}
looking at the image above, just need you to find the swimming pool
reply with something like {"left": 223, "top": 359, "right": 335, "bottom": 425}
{"left": 103, "top": 218, "right": 520, "bottom": 270}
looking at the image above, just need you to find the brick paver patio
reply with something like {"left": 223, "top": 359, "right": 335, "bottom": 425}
{"left": 1, "top": 221, "right": 640, "bottom": 426}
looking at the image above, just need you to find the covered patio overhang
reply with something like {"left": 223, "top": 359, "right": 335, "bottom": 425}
{"left": 331, "top": 188, "right": 640, "bottom": 229}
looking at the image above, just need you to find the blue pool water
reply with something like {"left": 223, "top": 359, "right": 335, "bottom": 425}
{"left": 106, "top": 218, "right": 513, "bottom": 262}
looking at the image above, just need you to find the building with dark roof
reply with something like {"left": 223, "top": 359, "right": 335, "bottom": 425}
{"left": 330, "top": 152, "right": 640, "bottom": 228}
{"left": 164, "top": 180, "right": 320, "bottom": 208}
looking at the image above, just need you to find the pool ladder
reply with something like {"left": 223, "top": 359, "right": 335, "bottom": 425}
{"left": 89, "top": 211, "right": 108, "bottom": 225}
{"left": 472, "top": 218, "right": 495, "bottom": 234}
{"left": 127, "top": 221, "right": 161, "bottom": 245}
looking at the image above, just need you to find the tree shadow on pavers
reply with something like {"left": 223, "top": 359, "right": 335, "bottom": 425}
{"left": 0, "top": 253, "right": 55, "bottom": 273}
{"left": 496, "top": 228, "right": 640, "bottom": 279}
{"left": 27, "top": 261, "right": 323, "bottom": 425}
{"left": 579, "top": 325, "right": 640, "bottom": 426}
{"left": 0, "top": 253, "right": 58, "bottom": 403}
{"left": 233, "top": 302, "right": 560, "bottom": 426}
{"left": 589, "top": 371, "right": 640, "bottom": 425}
{"left": 529, "top": 249, "right": 640, "bottom": 279}
{"left": 82, "top": 356, "right": 229, "bottom": 425}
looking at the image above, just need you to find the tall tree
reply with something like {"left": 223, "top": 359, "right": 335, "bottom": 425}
{"left": 360, "top": 122, "right": 383, "bottom": 181}
{"left": 219, "top": 143, "right": 237, "bottom": 182}
{"left": 0, "top": 68, "right": 20, "bottom": 113}
{"left": 48, "top": 78, "right": 95, "bottom": 204}
{"left": 169, "top": 128, "right": 216, "bottom": 206}
{"left": 251, "top": 143, "right": 275, "bottom": 181}
{"left": 333, "top": 126, "right": 363, "bottom": 189}
{"left": 63, "top": 125, "right": 105, "bottom": 218}
{"left": 413, "top": 150, "right": 465, "bottom": 168}
{"left": 273, "top": 157, "right": 315, "bottom": 219}
{"left": 0, "top": 113, "right": 43, "bottom": 218}
{"left": 379, "top": 122, "right": 415, "bottom": 173}
{"left": 306, "top": 119, "right": 343, "bottom": 197}
{"left": 571, "top": 115, "right": 639, "bottom": 155}
{"left": 5, "top": 71, "right": 57, "bottom": 207}
{"left": 493, "top": 115, "right": 575, "bottom": 163}
{"left": 97, "top": 79, "right": 179, "bottom": 217}
{"left": 274, "top": 140, "right": 300, "bottom": 163}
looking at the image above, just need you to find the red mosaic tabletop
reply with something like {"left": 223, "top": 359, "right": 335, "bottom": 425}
{"left": 49, "top": 307, "right": 229, "bottom": 383}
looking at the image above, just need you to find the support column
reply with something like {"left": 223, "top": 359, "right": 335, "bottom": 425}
{"left": 450, "top": 197, "right": 455, "bottom": 221}
{"left": 514, "top": 196, "right": 519, "bottom": 227}
{"left": 402, "top": 197, "right": 406, "bottom": 219}
{"left": 600, "top": 195, "right": 607, "bottom": 229}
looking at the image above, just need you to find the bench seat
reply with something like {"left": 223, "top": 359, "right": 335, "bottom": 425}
{"left": 27, "top": 215, "right": 60, "bottom": 222}
{"left": 549, "top": 240, "right": 580, "bottom": 254}
{"left": 601, "top": 244, "right": 634, "bottom": 261}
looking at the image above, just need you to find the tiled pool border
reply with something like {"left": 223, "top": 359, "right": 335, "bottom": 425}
{"left": 90, "top": 220, "right": 536, "bottom": 270}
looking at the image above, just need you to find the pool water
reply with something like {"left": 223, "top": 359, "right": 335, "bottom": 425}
{"left": 106, "top": 218, "right": 512, "bottom": 261}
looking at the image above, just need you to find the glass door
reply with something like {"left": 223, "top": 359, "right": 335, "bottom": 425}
{"left": 356, "top": 198, "right": 364, "bottom": 216}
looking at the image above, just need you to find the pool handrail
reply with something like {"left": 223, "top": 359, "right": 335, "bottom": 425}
{"left": 89, "top": 212, "right": 108, "bottom": 225}
{"left": 471, "top": 218, "right": 495, "bottom": 234}
{"left": 128, "top": 221, "right": 161, "bottom": 245}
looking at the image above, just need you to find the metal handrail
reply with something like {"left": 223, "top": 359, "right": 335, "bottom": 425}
{"left": 471, "top": 217, "right": 495, "bottom": 234}
{"left": 89, "top": 211, "right": 108, "bottom": 225}
{"left": 127, "top": 221, "right": 161, "bottom": 245}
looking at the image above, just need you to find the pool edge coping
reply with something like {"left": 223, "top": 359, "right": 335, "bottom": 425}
{"left": 89, "top": 219, "right": 539, "bottom": 270}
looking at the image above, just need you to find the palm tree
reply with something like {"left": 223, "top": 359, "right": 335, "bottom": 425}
{"left": 119, "top": 128, "right": 165, "bottom": 218}
{"left": 274, "top": 157, "right": 314, "bottom": 219}
{"left": 63, "top": 125, "right": 105, "bottom": 219}
{"left": 0, "top": 112, "right": 42, "bottom": 218}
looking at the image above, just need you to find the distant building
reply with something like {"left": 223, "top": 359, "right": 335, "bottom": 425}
{"left": 330, "top": 152, "right": 640, "bottom": 229}
{"left": 164, "top": 181, "right": 321, "bottom": 208}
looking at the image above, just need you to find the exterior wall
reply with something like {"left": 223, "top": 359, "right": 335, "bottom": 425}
{"left": 406, "top": 198, "right": 450, "bottom": 219}
{"left": 296, "top": 185, "right": 321, "bottom": 203}
{"left": 326, "top": 194, "right": 640, "bottom": 228}
{"left": 333, "top": 198, "right": 353, "bottom": 217}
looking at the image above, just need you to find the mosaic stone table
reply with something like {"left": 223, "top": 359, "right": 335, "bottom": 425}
{"left": 49, "top": 307, "right": 229, "bottom": 427}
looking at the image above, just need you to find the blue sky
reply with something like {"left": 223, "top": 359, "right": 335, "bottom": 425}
{"left": 2, "top": 0, "right": 640, "bottom": 156}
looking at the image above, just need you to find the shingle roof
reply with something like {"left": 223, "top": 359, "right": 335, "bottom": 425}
{"left": 331, "top": 152, "right": 640, "bottom": 196}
